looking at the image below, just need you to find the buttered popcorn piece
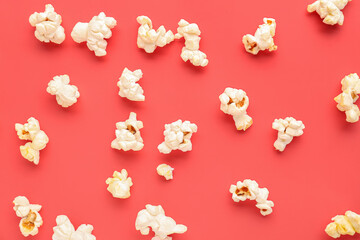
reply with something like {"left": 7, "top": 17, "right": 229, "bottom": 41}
{"left": 325, "top": 211, "right": 360, "bottom": 238}
{"left": 307, "top": 0, "right": 351, "bottom": 25}
{"left": 272, "top": 117, "right": 305, "bottom": 152}
{"left": 158, "top": 120, "right": 198, "bottom": 154}
{"left": 47, "top": 74, "right": 80, "bottom": 107}
{"left": 71, "top": 12, "right": 117, "bottom": 56}
{"left": 52, "top": 215, "right": 96, "bottom": 240}
{"left": 157, "top": 164, "right": 174, "bottom": 180}
{"left": 29, "top": 4, "right": 65, "bottom": 44}
{"left": 117, "top": 68, "right": 145, "bottom": 101}
{"left": 106, "top": 169, "right": 133, "bottom": 199}
{"left": 243, "top": 18, "right": 277, "bottom": 55}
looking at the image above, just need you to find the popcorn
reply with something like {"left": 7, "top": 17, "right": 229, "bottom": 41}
{"left": 137, "top": 16, "right": 175, "bottom": 53}
{"left": 47, "top": 74, "right": 80, "bottom": 107}
{"left": 156, "top": 164, "right": 174, "bottom": 180}
{"left": 135, "top": 204, "right": 187, "bottom": 240}
{"left": 307, "top": 0, "right": 351, "bottom": 25}
{"left": 175, "top": 19, "right": 208, "bottom": 67}
{"left": 158, "top": 120, "right": 198, "bottom": 154}
{"left": 52, "top": 215, "right": 96, "bottom": 240}
{"left": 219, "top": 87, "right": 253, "bottom": 131}
{"left": 117, "top": 68, "right": 145, "bottom": 101}
{"left": 272, "top": 117, "right": 305, "bottom": 152}
{"left": 29, "top": 4, "right": 65, "bottom": 44}
{"left": 325, "top": 211, "right": 360, "bottom": 238}
{"left": 111, "top": 112, "right": 144, "bottom": 151}
{"left": 106, "top": 169, "right": 133, "bottom": 199}
{"left": 229, "top": 179, "right": 274, "bottom": 216}
{"left": 334, "top": 73, "right": 360, "bottom": 123}
{"left": 13, "top": 196, "right": 43, "bottom": 237}
{"left": 242, "top": 18, "right": 277, "bottom": 55}
{"left": 71, "top": 12, "right": 117, "bottom": 56}
{"left": 15, "top": 117, "right": 49, "bottom": 165}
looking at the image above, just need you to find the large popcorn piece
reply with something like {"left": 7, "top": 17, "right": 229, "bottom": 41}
{"left": 229, "top": 179, "right": 274, "bottom": 216}
{"left": 29, "top": 4, "right": 65, "bottom": 44}
{"left": 219, "top": 87, "right": 253, "bottom": 131}
{"left": 15, "top": 117, "right": 49, "bottom": 165}
{"left": 307, "top": 0, "right": 351, "bottom": 25}
{"left": 175, "top": 19, "right": 209, "bottom": 67}
{"left": 157, "top": 164, "right": 174, "bottom": 180}
{"left": 135, "top": 204, "right": 187, "bottom": 240}
{"left": 71, "top": 12, "right": 117, "bottom": 56}
{"left": 334, "top": 73, "right": 360, "bottom": 123}
{"left": 158, "top": 120, "right": 198, "bottom": 154}
{"left": 325, "top": 211, "right": 360, "bottom": 238}
{"left": 272, "top": 117, "right": 305, "bottom": 152}
{"left": 242, "top": 18, "right": 277, "bottom": 55}
{"left": 118, "top": 68, "right": 145, "bottom": 101}
{"left": 52, "top": 215, "right": 96, "bottom": 240}
{"left": 47, "top": 74, "right": 80, "bottom": 107}
{"left": 106, "top": 169, "right": 133, "bottom": 199}
{"left": 111, "top": 112, "right": 144, "bottom": 151}
{"left": 137, "top": 16, "right": 175, "bottom": 53}
{"left": 13, "top": 196, "right": 43, "bottom": 237}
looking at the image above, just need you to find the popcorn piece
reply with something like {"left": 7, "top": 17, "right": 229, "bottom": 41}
{"left": 111, "top": 112, "right": 144, "bottom": 151}
{"left": 334, "top": 73, "right": 360, "bottom": 123}
{"left": 229, "top": 179, "right": 274, "bottom": 216}
{"left": 117, "top": 68, "right": 145, "bottom": 101}
{"left": 242, "top": 18, "right": 277, "bottom": 55}
{"left": 29, "top": 4, "right": 65, "bottom": 44}
{"left": 52, "top": 215, "right": 96, "bottom": 240}
{"left": 272, "top": 117, "right": 305, "bottom": 152}
{"left": 106, "top": 169, "right": 133, "bottom": 199}
{"left": 175, "top": 19, "right": 208, "bottom": 67}
{"left": 13, "top": 196, "right": 43, "bottom": 237}
{"left": 157, "top": 164, "right": 174, "bottom": 180}
{"left": 137, "top": 16, "right": 175, "bottom": 53}
{"left": 135, "top": 204, "right": 187, "bottom": 240}
{"left": 325, "top": 211, "right": 360, "bottom": 238}
{"left": 71, "top": 12, "right": 117, "bottom": 57}
{"left": 307, "top": 0, "right": 351, "bottom": 25}
{"left": 158, "top": 120, "right": 198, "bottom": 154}
{"left": 47, "top": 74, "right": 80, "bottom": 107}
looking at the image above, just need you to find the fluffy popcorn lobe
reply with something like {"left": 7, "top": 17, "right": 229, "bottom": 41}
{"left": 157, "top": 164, "right": 174, "bottom": 180}
{"left": 47, "top": 74, "right": 80, "bottom": 107}
{"left": 118, "top": 68, "right": 145, "bottom": 101}
{"left": 106, "top": 169, "right": 133, "bottom": 199}
{"left": 29, "top": 4, "right": 65, "bottom": 44}
{"left": 272, "top": 117, "right": 305, "bottom": 152}
{"left": 325, "top": 211, "right": 360, "bottom": 238}
{"left": 71, "top": 12, "right": 117, "bottom": 56}
{"left": 52, "top": 215, "right": 96, "bottom": 240}
{"left": 307, "top": 0, "right": 351, "bottom": 25}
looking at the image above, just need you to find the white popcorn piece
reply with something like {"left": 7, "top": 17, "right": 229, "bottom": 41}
{"left": 157, "top": 164, "right": 174, "bottom": 180}
{"left": 325, "top": 211, "right": 360, "bottom": 238}
{"left": 111, "top": 112, "right": 144, "bottom": 151}
{"left": 158, "top": 120, "right": 198, "bottom": 154}
{"left": 229, "top": 179, "right": 274, "bottom": 216}
{"left": 242, "top": 18, "right": 277, "bottom": 55}
{"left": 272, "top": 117, "right": 305, "bottom": 152}
{"left": 13, "top": 196, "right": 43, "bottom": 237}
{"left": 71, "top": 12, "right": 117, "bottom": 57}
{"left": 307, "top": 0, "right": 351, "bottom": 25}
{"left": 106, "top": 169, "right": 133, "bottom": 199}
{"left": 175, "top": 19, "right": 208, "bottom": 67}
{"left": 117, "top": 68, "right": 145, "bottom": 101}
{"left": 47, "top": 74, "right": 80, "bottom": 108}
{"left": 137, "top": 16, "right": 175, "bottom": 53}
{"left": 52, "top": 215, "right": 96, "bottom": 240}
{"left": 29, "top": 4, "right": 65, "bottom": 44}
{"left": 135, "top": 204, "right": 187, "bottom": 240}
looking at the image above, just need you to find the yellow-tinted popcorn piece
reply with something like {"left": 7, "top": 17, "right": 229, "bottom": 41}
{"left": 105, "top": 169, "right": 133, "bottom": 199}
{"left": 325, "top": 211, "right": 360, "bottom": 238}
{"left": 157, "top": 164, "right": 174, "bottom": 180}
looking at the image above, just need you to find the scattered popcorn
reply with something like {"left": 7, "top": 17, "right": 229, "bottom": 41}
{"left": 242, "top": 18, "right": 277, "bottom": 55}
{"left": 117, "top": 68, "right": 145, "bottom": 101}
{"left": 219, "top": 87, "right": 253, "bottom": 131}
{"left": 307, "top": 0, "right": 351, "bottom": 25}
{"left": 111, "top": 112, "right": 144, "bottom": 151}
{"left": 175, "top": 19, "right": 208, "bottom": 67}
{"left": 71, "top": 12, "right": 117, "bottom": 56}
{"left": 13, "top": 196, "right": 43, "bottom": 237}
{"left": 158, "top": 120, "right": 198, "bottom": 154}
{"left": 47, "top": 74, "right": 80, "bottom": 107}
{"left": 137, "top": 16, "right": 175, "bottom": 53}
{"left": 15, "top": 117, "right": 49, "bottom": 165}
{"left": 272, "top": 117, "right": 305, "bottom": 152}
{"left": 106, "top": 169, "right": 133, "bottom": 199}
{"left": 135, "top": 204, "right": 187, "bottom": 240}
{"left": 229, "top": 179, "right": 274, "bottom": 216}
{"left": 29, "top": 4, "right": 65, "bottom": 44}
{"left": 325, "top": 211, "right": 360, "bottom": 238}
{"left": 52, "top": 215, "right": 96, "bottom": 240}
{"left": 157, "top": 164, "right": 174, "bottom": 180}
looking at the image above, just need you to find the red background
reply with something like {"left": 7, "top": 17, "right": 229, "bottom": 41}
{"left": 1, "top": 0, "right": 360, "bottom": 239}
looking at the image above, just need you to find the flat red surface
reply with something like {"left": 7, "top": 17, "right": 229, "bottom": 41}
{"left": 1, "top": 0, "right": 360, "bottom": 239}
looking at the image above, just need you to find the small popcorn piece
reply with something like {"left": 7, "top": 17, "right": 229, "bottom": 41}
{"left": 106, "top": 169, "right": 133, "bottom": 199}
{"left": 307, "top": 0, "right": 351, "bottom": 26}
{"left": 158, "top": 120, "right": 198, "bottom": 154}
{"left": 47, "top": 74, "right": 80, "bottom": 107}
{"left": 325, "top": 211, "right": 360, "bottom": 238}
{"left": 71, "top": 12, "right": 117, "bottom": 56}
{"left": 52, "top": 215, "right": 96, "bottom": 240}
{"left": 242, "top": 18, "right": 277, "bottom": 55}
{"left": 117, "top": 68, "right": 145, "bottom": 101}
{"left": 157, "top": 164, "right": 174, "bottom": 180}
{"left": 272, "top": 117, "right": 305, "bottom": 152}
{"left": 29, "top": 4, "right": 65, "bottom": 44}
